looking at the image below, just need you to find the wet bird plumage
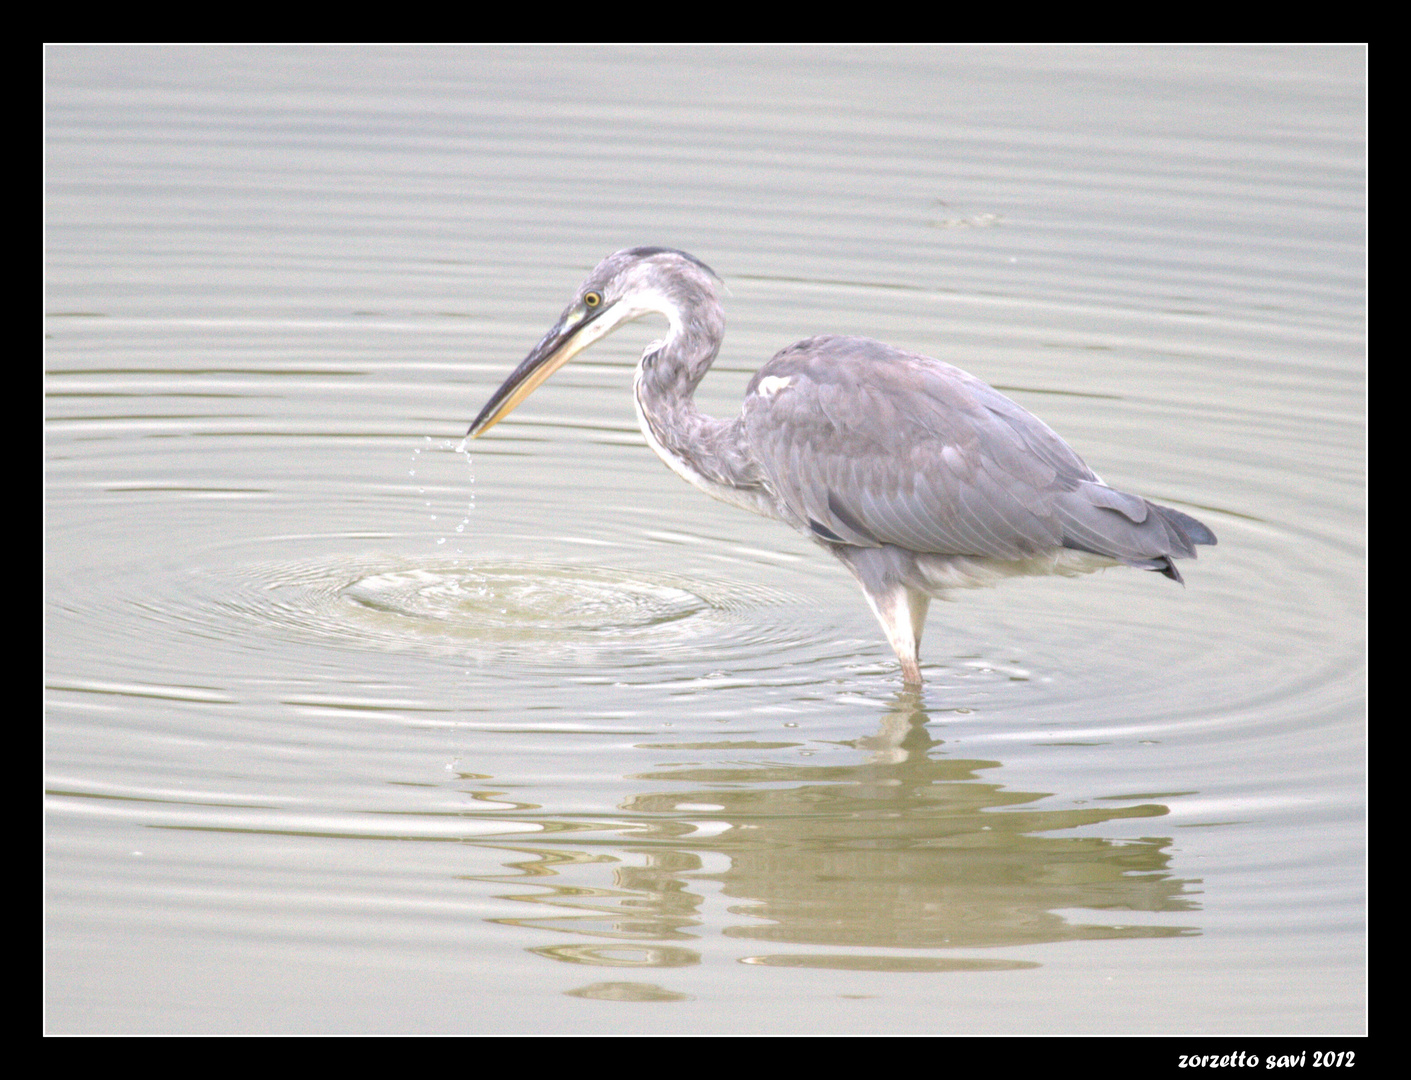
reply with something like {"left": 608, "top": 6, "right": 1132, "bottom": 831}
{"left": 468, "top": 247, "right": 1215, "bottom": 684}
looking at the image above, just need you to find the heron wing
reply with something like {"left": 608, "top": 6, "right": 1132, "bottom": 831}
{"left": 741, "top": 336, "right": 1209, "bottom": 566}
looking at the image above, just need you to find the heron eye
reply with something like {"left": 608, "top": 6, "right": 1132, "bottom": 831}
{"left": 583, "top": 292, "right": 602, "bottom": 308}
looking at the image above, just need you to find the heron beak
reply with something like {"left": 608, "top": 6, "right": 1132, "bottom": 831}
{"left": 467, "top": 302, "right": 622, "bottom": 437}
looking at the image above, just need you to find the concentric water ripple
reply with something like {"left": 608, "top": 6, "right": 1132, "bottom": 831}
{"left": 221, "top": 555, "right": 810, "bottom": 667}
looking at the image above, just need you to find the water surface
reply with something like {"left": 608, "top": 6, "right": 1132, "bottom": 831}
{"left": 45, "top": 45, "right": 1365, "bottom": 1034}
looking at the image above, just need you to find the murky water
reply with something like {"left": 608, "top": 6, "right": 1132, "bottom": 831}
{"left": 46, "top": 45, "right": 1364, "bottom": 1034}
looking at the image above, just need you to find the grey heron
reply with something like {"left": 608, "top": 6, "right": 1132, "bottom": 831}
{"left": 468, "top": 247, "right": 1216, "bottom": 684}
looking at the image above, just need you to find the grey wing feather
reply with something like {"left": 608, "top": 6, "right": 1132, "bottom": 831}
{"left": 741, "top": 336, "right": 1214, "bottom": 571}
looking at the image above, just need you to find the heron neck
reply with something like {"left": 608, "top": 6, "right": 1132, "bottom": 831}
{"left": 631, "top": 328, "right": 768, "bottom": 515}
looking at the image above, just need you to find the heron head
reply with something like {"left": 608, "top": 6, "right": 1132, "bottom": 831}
{"left": 467, "top": 248, "right": 720, "bottom": 437}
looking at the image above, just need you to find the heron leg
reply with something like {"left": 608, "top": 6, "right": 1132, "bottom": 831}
{"left": 857, "top": 583, "right": 931, "bottom": 685}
